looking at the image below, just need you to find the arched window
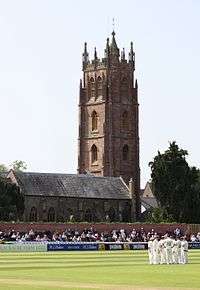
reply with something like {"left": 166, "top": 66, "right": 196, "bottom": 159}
{"left": 121, "top": 77, "right": 128, "bottom": 98}
{"left": 67, "top": 208, "right": 74, "bottom": 221}
{"left": 123, "top": 145, "right": 129, "bottom": 161}
{"left": 97, "top": 76, "right": 102, "bottom": 98}
{"left": 91, "top": 144, "right": 98, "bottom": 163}
{"left": 91, "top": 111, "right": 98, "bottom": 131}
{"left": 48, "top": 207, "right": 55, "bottom": 222}
{"left": 29, "top": 207, "right": 37, "bottom": 222}
{"left": 84, "top": 209, "right": 92, "bottom": 222}
{"left": 90, "top": 77, "right": 95, "bottom": 99}
{"left": 122, "top": 111, "right": 129, "bottom": 131}
{"left": 122, "top": 202, "right": 131, "bottom": 222}
{"left": 108, "top": 207, "right": 115, "bottom": 222}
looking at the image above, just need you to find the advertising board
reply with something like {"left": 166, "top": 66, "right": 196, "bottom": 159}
{"left": 47, "top": 243, "right": 99, "bottom": 251}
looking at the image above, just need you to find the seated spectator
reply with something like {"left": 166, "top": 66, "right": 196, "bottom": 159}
{"left": 174, "top": 227, "right": 181, "bottom": 237}
{"left": 196, "top": 232, "right": 200, "bottom": 241}
{"left": 35, "top": 235, "right": 41, "bottom": 242}
{"left": 190, "top": 234, "right": 196, "bottom": 242}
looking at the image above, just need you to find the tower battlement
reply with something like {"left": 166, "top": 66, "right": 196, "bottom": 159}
{"left": 82, "top": 32, "right": 135, "bottom": 71}
{"left": 78, "top": 31, "right": 140, "bottom": 220}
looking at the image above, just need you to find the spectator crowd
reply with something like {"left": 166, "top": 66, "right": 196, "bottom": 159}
{"left": 0, "top": 227, "right": 199, "bottom": 243}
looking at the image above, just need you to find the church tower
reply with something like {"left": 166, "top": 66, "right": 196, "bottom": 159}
{"left": 78, "top": 32, "right": 140, "bottom": 219}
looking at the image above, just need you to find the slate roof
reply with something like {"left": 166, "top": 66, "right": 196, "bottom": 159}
{"left": 13, "top": 172, "right": 131, "bottom": 200}
{"left": 140, "top": 196, "right": 158, "bottom": 210}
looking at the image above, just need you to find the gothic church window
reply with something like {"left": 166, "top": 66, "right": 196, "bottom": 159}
{"left": 48, "top": 207, "right": 55, "bottom": 222}
{"left": 84, "top": 209, "right": 92, "bottom": 222}
{"left": 97, "top": 76, "right": 102, "bottom": 98}
{"left": 108, "top": 207, "right": 116, "bottom": 222}
{"left": 91, "top": 144, "right": 98, "bottom": 163}
{"left": 90, "top": 77, "right": 95, "bottom": 99}
{"left": 121, "top": 77, "right": 129, "bottom": 99}
{"left": 122, "top": 202, "right": 131, "bottom": 222}
{"left": 122, "top": 111, "right": 129, "bottom": 131}
{"left": 91, "top": 111, "right": 98, "bottom": 131}
{"left": 29, "top": 207, "right": 37, "bottom": 222}
{"left": 123, "top": 144, "right": 129, "bottom": 161}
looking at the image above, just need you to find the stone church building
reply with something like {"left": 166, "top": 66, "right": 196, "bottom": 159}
{"left": 4, "top": 32, "right": 142, "bottom": 222}
{"left": 78, "top": 31, "right": 140, "bottom": 219}
{"left": 7, "top": 170, "right": 134, "bottom": 222}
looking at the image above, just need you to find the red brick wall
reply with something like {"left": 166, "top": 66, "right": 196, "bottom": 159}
{"left": 0, "top": 222, "right": 189, "bottom": 234}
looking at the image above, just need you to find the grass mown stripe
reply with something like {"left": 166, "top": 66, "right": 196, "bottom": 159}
{"left": 0, "top": 250, "right": 199, "bottom": 289}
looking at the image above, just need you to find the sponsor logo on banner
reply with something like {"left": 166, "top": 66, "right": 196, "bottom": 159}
{"left": 189, "top": 242, "right": 200, "bottom": 249}
{"left": 109, "top": 244, "right": 123, "bottom": 250}
{"left": 130, "top": 243, "right": 146, "bottom": 250}
{"left": 0, "top": 242, "right": 47, "bottom": 252}
{"left": 47, "top": 243, "right": 98, "bottom": 251}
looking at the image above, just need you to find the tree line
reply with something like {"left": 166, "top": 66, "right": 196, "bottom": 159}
{"left": 148, "top": 142, "right": 200, "bottom": 223}
{"left": 0, "top": 149, "right": 200, "bottom": 224}
{"left": 0, "top": 160, "right": 27, "bottom": 221}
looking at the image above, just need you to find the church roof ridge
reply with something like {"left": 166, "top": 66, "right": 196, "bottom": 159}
{"left": 11, "top": 171, "right": 130, "bottom": 200}
{"left": 13, "top": 171, "right": 123, "bottom": 180}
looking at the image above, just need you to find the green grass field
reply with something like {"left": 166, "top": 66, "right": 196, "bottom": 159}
{"left": 0, "top": 250, "right": 199, "bottom": 290}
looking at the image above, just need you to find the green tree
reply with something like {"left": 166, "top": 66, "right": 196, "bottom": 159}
{"left": 10, "top": 160, "right": 27, "bottom": 172}
{"left": 149, "top": 141, "right": 200, "bottom": 223}
{"left": 0, "top": 177, "right": 24, "bottom": 221}
{"left": 0, "top": 164, "right": 8, "bottom": 173}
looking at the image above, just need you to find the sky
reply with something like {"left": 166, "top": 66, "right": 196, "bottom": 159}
{"left": 0, "top": 0, "right": 200, "bottom": 187}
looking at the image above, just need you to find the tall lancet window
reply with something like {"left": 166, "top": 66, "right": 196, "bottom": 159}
{"left": 123, "top": 145, "right": 129, "bottom": 161}
{"left": 121, "top": 77, "right": 129, "bottom": 99}
{"left": 97, "top": 76, "right": 102, "bottom": 98}
{"left": 29, "top": 207, "right": 37, "bottom": 222}
{"left": 91, "top": 144, "right": 98, "bottom": 163}
{"left": 122, "top": 111, "right": 129, "bottom": 131}
{"left": 48, "top": 207, "right": 55, "bottom": 222}
{"left": 90, "top": 77, "right": 95, "bottom": 99}
{"left": 92, "top": 111, "right": 98, "bottom": 131}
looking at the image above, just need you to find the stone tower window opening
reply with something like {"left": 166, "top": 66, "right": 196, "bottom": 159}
{"left": 91, "top": 110, "right": 98, "bottom": 131}
{"left": 97, "top": 76, "right": 102, "bottom": 98}
{"left": 91, "top": 144, "right": 98, "bottom": 164}
{"left": 29, "top": 207, "right": 37, "bottom": 222}
{"left": 121, "top": 77, "right": 129, "bottom": 99}
{"left": 90, "top": 77, "right": 95, "bottom": 99}
{"left": 122, "top": 111, "right": 129, "bottom": 131}
{"left": 123, "top": 144, "right": 129, "bottom": 161}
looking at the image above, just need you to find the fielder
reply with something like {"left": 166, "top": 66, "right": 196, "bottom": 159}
{"left": 158, "top": 236, "right": 166, "bottom": 264}
{"left": 148, "top": 237, "right": 154, "bottom": 264}
{"left": 164, "top": 235, "right": 173, "bottom": 264}
{"left": 152, "top": 235, "right": 160, "bottom": 264}
{"left": 181, "top": 236, "right": 188, "bottom": 264}
{"left": 172, "top": 236, "right": 178, "bottom": 264}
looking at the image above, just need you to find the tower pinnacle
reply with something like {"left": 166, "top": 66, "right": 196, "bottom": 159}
{"left": 110, "top": 31, "right": 119, "bottom": 58}
{"left": 129, "top": 41, "right": 135, "bottom": 63}
{"left": 82, "top": 42, "right": 89, "bottom": 69}
{"left": 121, "top": 48, "right": 126, "bottom": 61}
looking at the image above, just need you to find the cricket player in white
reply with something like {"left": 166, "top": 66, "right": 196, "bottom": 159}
{"left": 176, "top": 237, "right": 182, "bottom": 264}
{"left": 148, "top": 237, "right": 154, "bottom": 264}
{"left": 181, "top": 236, "right": 188, "bottom": 264}
{"left": 172, "top": 237, "right": 178, "bottom": 264}
{"left": 152, "top": 235, "right": 160, "bottom": 264}
{"left": 158, "top": 237, "right": 166, "bottom": 264}
{"left": 164, "top": 235, "right": 173, "bottom": 264}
